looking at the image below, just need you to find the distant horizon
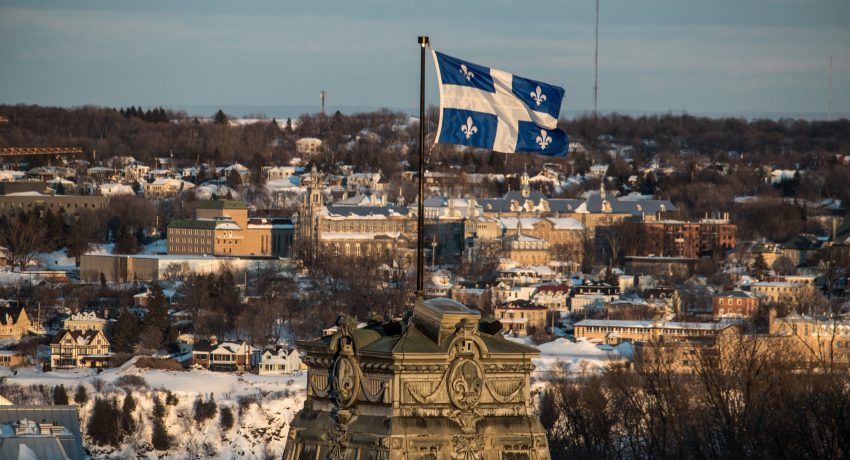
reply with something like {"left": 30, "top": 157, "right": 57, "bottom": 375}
{"left": 2, "top": 102, "right": 848, "bottom": 122}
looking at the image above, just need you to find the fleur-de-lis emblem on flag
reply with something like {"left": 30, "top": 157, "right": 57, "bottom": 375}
{"left": 461, "top": 116, "right": 478, "bottom": 140}
{"left": 460, "top": 64, "right": 475, "bottom": 81}
{"left": 536, "top": 129, "right": 552, "bottom": 149}
{"left": 530, "top": 86, "right": 547, "bottom": 106}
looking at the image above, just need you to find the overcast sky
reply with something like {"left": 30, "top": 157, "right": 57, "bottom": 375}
{"left": 0, "top": 0, "right": 847, "bottom": 116}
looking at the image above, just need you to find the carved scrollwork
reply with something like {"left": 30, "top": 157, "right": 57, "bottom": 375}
{"left": 484, "top": 378, "right": 524, "bottom": 403}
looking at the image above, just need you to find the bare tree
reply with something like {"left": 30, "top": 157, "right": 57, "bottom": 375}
{"left": 0, "top": 211, "right": 48, "bottom": 270}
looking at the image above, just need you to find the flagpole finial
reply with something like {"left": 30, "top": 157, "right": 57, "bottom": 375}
{"left": 418, "top": 36, "right": 430, "bottom": 47}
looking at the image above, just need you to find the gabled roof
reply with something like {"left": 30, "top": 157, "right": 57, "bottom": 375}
{"left": 0, "top": 306, "right": 26, "bottom": 326}
{"left": 50, "top": 329, "right": 104, "bottom": 346}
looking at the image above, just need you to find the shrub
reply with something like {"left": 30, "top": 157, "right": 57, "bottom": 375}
{"left": 193, "top": 395, "right": 217, "bottom": 425}
{"left": 135, "top": 357, "right": 185, "bottom": 371}
{"left": 114, "top": 375, "right": 148, "bottom": 390}
{"left": 108, "top": 352, "right": 134, "bottom": 368}
{"left": 52, "top": 384, "right": 68, "bottom": 405}
{"left": 165, "top": 390, "right": 179, "bottom": 406}
{"left": 219, "top": 406, "right": 234, "bottom": 431}
{"left": 73, "top": 385, "right": 89, "bottom": 405}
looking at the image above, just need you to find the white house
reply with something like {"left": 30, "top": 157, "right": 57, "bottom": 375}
{"left": 258, "top": 347, "right": 303, "bottom": 375}
{"left": 296, "top": 137, "right": 323, "bottom": 155}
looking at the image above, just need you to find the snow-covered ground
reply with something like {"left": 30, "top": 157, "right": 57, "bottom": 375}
{"left": 0, "top": 362, "right": 306, "bottom": 459}
{"left": 0, "top": 334, "right": 631, "bottom": 457}
{"left": 507, "top": 336, "right": 631, "bottom": 377}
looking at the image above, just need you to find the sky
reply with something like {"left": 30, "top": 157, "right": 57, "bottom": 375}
{"left": 0, "top": 0, "right": 848, "bottom": 117}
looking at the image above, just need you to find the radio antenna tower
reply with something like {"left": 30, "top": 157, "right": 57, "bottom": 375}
{"left": 594, "top": 0, "right": 599, "bottom": 117}
{"left": 828, "top": 56, "right": 833, "bottom": 120}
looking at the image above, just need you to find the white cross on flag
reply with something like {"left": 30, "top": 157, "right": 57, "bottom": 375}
{"left": 432, "top": 50, "right": 568, "bottom": 157}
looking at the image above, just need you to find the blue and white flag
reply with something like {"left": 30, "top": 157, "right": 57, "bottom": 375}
{"left": 432, "top": 50, "right": 568, "bottom": 157}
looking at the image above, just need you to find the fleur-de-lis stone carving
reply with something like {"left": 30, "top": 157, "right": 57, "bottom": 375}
{"left": 536, "top": 129, "right": 552, "bottom": 149}
{"left": 460, "top": 64, "right": 475, "bottom": 81}
{"left": 530, "top": 86, "right": 547, "bottom": 106}
{"left": 461, "top": 116, "right": 478, "bottom": 140}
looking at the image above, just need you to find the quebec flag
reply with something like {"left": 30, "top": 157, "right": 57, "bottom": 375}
{"left": 432, "top": 50, "right": 568, "bottom": 157}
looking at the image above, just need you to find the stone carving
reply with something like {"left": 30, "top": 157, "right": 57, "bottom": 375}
{"left": 451, "top": 434, "right": 484, "bottom": 460}
{"left": 448, "top": 358, "right": 484, "bottom": 411}
{"left": 330, "top": 354, "right": 360, "bottom": 408}
{"left": 484, "top": 378, "right": 524, "bottom": 403}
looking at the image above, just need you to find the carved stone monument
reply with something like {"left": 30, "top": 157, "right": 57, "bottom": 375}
{"left": 283, "top": 297, "right": 550, "bottom": 459}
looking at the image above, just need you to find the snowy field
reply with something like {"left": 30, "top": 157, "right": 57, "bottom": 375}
{"left": 0, "top": 360, "right": 307, "bottom": 459}
{"left": 506, "top": 336, "right": 632, "bottom": 378}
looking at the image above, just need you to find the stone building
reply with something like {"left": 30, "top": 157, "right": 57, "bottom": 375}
{"left": 712, "top": 290, "right": 759, "bottom": 319}
{"left": 167, "top": 200, "right": 293, "bottom": 257}
{"left": 284, "top": 298, "right": 549, "bottom": 459}
{"left": 297, "top": 166, "right": 416, "bottom": 263}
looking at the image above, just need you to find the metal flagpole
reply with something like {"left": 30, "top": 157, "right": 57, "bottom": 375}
{"left": 417, "top": 35, "right": 429, "bottom": 297}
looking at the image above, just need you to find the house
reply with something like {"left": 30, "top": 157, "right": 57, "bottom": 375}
{"left": 530, "top": 284, "right": 572, "bottom": 311}
{"left": 0, "top": 350, "right": 24, "bottom": 368}
{"left": 62, "top": 311, "right": 106, "bottom": 332}
{"left": 713, "top": 290, "right": 760, "bottom": 319}
{"left": 143, "top": 178, "right": 195, "bottom": 199}
{"left": 0, "top": 305, "right": 31, "bottom": 341}
{"left": 258, "top": 347, "right": 303, "bottom": 375}
{"left": 296, "top": 137, "right": 323, "bottom": 154}
{"left": 192, "top": 336, "right": 259, "bottom": 371}
{"left": 750, "top": 281, "right": 805, "bottom": 304}
{"left": 570, "top": 281, "right": 620, "bottom": 314}
{"left": 50, "top": 329, "right": 110, "bottom": 369}
{"left": 495, "top": 300, "right": 549, "bottom": 336}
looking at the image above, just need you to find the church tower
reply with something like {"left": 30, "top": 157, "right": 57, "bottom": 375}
{"left": 298, "top": 165, "right": 323, "bottom": 262}
{"left": 520, "top": 170, "right": 530, "bottom": 198}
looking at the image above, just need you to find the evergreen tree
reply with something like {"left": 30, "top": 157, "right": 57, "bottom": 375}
{"left": 53, "top": 385, "right": 69, "bottom": 405}
{"left": 121, "top": 393, "right": 136, "bottom": 434}
{"left": 213, "top": 109, "right": 228, "bottom": 125}
{"left": 145, "top": 282, "right": 169, "bottom": 334}
{"left": 249, "top": 152, "right": 266, "bottom": 186}
{"left": 87, "top": 397, "right": 122, "bottom": 446}
{"left": 226, "top": 169, "right": 242, "bottom": 189}
{"left": 151, "top": 417, "right": 171, "bottom": 450}
{"left": 111, "top": 307, "right": 140, "bottom": 353}
{"left": 753, "top": 252, "right": 768, "bottom": 279}
{"left": 193, "top": 394, "right": 217, "bottom": 425}
{"left": 219, "top": 406, "right": 234, "bottom": 431}
{"left": 73, "top": 385, "right": 89, "bottom": 405}
{"left": 152, "top": 394, "right": 166, "bottom": 419}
